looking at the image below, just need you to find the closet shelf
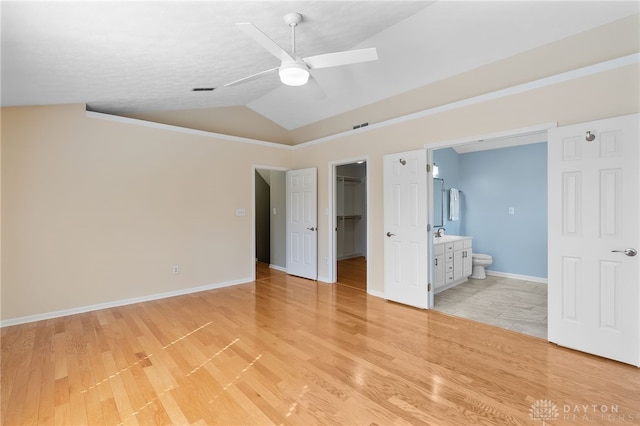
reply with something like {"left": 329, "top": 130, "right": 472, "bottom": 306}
{"left": 338, "top": 215, "right": 362, "bottom": 220}
{"left": 338, "top": 176, "right": 362, "bottom": 183}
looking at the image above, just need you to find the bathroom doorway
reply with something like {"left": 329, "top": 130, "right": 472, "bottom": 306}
{"left": 334, "top": 161, "right": 367, "bottom": 291}
{"left": 429, "top": 131, "right": 549, "bottom": 339}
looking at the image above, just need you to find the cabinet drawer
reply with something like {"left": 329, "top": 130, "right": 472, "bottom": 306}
{"left": 446, "top": 253, "right": 454, "bottom": 262}
{"left": 446, "top": 272, "right": 454, "bottom": 282}
{"left": 445, "top": 243, "right": 454, "bottom": 252}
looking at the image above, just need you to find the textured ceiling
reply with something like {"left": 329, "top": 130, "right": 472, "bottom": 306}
{"left": 2, "top": 1, "right": 639, "bottom": 137}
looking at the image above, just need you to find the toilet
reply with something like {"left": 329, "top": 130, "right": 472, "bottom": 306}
{"left": 471, "top": 253, "right": 493, "bottom": 279}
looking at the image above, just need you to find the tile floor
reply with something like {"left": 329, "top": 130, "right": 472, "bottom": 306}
{"left": 434, "top": 275, "right": 547, "bottom": 339}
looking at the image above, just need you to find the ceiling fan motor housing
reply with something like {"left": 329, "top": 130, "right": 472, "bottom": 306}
{"left": 279, "top": 59, "right": 309, "bottom": 86}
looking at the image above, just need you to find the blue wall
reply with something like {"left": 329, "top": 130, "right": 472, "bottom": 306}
{"left": 433, "top": 143, "right": 547, "bottom": 279}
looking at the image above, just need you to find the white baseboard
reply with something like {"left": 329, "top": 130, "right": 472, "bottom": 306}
{"left": 486, "top": 270, "right": 548, "bottom": 284}
{"left": 268, "top": 264, "right": 286, "bottom": 272}
{"left": 367, "top": 289, "right": 385, "bottom": 299}
{"left": 0, "top": 277, "right": 253, "bottom": 328}
{"left": 317, "top": 275, "right": 332, "bottom": 283}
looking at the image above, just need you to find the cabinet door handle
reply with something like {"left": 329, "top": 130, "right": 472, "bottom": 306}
{"left": 434, "top": 258, "right": 438, "bottom": 266}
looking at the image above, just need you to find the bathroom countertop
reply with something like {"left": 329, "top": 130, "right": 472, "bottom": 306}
{"left": 433, "top": 235, "right": 471, "bottom": 243}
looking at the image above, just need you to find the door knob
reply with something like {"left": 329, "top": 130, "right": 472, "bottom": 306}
{"left": 611, "top": 248, "right": 637, "bottom": 257}
{"left": 386, "top": 232, "right": 395, "bottom": 237}
{"left": 307, "top": 227, "right": 316, "bottom": 231}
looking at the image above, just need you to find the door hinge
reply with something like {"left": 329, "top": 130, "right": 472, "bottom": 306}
{"left": 428, "top": 283, "right": 432, "bottom": 291}
{"left": 427, "top": 224, "right": 431, "bottom": 232}
{"left": 426, "top": 164, "right": 431, "bottom": 173}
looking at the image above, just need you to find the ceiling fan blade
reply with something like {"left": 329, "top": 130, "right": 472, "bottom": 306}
{"left": 236, "top": 23, "right": 294, "bottom": 63}
{"left": 306, "top": 75, "right": 327, "bottom": 100}
{"left": 303, "top": 47, "right": 378, "bottom": 69}
{"left": 224, "top": 67, "right": 279, "bottom": 87}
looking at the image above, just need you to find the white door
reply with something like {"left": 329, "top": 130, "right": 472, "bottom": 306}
{"left": 548, "top": 114, "right": 639, "bottom": 366}
{"left": 383, "top": 150, "right": 429, "bottom": 308}
{"left": 286, "top": 168, "right": 317, "bottom": 280}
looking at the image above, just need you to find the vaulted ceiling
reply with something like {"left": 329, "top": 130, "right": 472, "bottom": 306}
{"left": 2, "top": 1, "right": 638, "bottom": 144}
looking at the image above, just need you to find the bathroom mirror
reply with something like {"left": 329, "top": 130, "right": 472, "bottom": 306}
{"left": 433, "top": 178, "right": 444, "bottom": 228}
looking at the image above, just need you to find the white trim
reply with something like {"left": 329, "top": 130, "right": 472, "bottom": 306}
{"left": 252, "top": 164, "right": 290, "bottom": 282}
{"left": 328, "top": 156, "right": 369, "bottom": 285}
{"left": 294, "top": 54, "right": 637, "bottom": 149}
{"left": 425, "top": 122, "right": 557, "bottom": 149}
{"left": 86, "top": 111, "right": 291, "bottom": 150}
{"left": 0, "top": 278, "right": 252, "bottom": 328}
{"left": 367, "top": 289, "right": 385, "bottom": 299}
{"left": 317, "top": 275, "right": 332, "bottom": 284}
{"left": 485, "top": 270, "right": 548, "bottom": 284}
{"left": 86, "top": 55, "right": 636, "bottom": 151}
{"left": 269, "top": 264, "right": 286, "bottom": 272}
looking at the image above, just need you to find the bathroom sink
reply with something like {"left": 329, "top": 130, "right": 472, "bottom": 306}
{"left": 433, "top": 235, "right": 468, "bottom": 243}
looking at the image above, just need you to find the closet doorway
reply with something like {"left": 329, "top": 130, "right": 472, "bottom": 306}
{"left": 335, "top": 162, "right": 367, "bottom": 291}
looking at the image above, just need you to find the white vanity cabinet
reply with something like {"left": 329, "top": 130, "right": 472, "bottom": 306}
{"left": 433, "top": 237, "right": 472, "bottom": 293}
{"left": 433, "top": 244, "right": 446, "bottom": 290}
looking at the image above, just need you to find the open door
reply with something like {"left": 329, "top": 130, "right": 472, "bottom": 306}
{"left": 286, "top": 168, "right": 318, "bottom": 280}
{"left": 548, "top": 114, "right": 639, "bottom": 366}
{"left": 383, "top": 150, "right": 430, "bottom": 308}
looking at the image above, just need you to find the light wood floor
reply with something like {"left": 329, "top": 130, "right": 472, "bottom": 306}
{"left": 337, "top": 256, "right": 367, "bottom": 291}
{"left": 3, "top": 266, "right": 639, "bottom": 425}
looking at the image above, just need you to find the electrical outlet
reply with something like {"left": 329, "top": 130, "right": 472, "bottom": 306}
{"left": 172, "top": 265, "right": 179, "bottom": 274}
{"left": 508, "top": 207, "right": 515, "bottom": 215}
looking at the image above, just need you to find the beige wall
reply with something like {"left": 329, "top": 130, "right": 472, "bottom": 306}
{"left": 1, "top": 63, "right": 639, "bottom": 323}
{"left": 292, "top": 64, "right": 640, "bottom": 293}
{"left": 1, "top": 104, "right": 291, "bottom": 321}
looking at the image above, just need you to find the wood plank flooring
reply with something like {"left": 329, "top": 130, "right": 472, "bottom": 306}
{"left": 337, "top": 256, "right": 367, "bottom": 291}
{"left": 2, "top": 265, "right": 639, "bottom": 425}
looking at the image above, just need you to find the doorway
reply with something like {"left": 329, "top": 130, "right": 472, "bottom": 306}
{"left": 427, "top": 127, "right": 551, "bottom": 338}
{"left": 254, "top": 167, "right": 287, "bottom": 279}
{"left": 333, "top": 161, "right": 367, "bottom": 291}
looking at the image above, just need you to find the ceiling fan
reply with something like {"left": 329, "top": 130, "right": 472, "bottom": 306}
{"left": 224, "top": 12, "right": 378, "bottom": 89}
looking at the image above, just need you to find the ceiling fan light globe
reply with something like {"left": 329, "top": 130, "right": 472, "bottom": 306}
{"left": 279, "top": 63, "right": 309, "bottom": 86}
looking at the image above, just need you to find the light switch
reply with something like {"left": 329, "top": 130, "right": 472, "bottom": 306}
{"left": 508, "top": 207, "right": 515, "bottom": 215}
{"left": 273, "top": 208, "right": 277, "bottom": 215}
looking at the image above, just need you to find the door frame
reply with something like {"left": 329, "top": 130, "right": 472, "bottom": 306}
{"left": 328, "top": 156, "right": 369, "bottom": 286}
{"left": 423, "top": 122, "right": 556, "bottom": 308}
{"left": 251, "top": 164, "right": 289, "bottom": 282}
